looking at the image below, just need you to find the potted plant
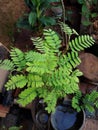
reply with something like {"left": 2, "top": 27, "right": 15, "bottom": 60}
{"left": 0, "top": 22, "right": 98, "bottom": 129}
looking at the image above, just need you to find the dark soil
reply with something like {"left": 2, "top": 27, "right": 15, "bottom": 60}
{"left": 0, "top": 105, "right": 33, "bottom": 130}
{"left": 0, "top": 0, "right": 28, "bottom": 49}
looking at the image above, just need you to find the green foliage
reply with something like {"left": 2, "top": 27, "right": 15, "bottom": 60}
{"left": 77, "top": 0, "right": 98, "bottom": 26}
{"left": 83, "top": 90, "right": 98, "bottom": 112}
{"left": 17, "top": 87, "right": 37, "bottom": 106}
{"left": 59, "top": 22, "right": 79, "bottom": 36}
{"left": 72, "top": 91, "right": 82, "bottom": 112}
{"left": 26, "top": 54, "right": 57, "bottom": 74}
{"left": 10, "top": 48, "right": 26, "bottom": 71}
{"left": 5, "top": 75, "right": 27, "bottom": 90}
{"left": 1, "top": 23, "right": 95, "bottom": 113}
{"left": 58, "top": 52, "right": 81, "bottom": 68}
{"left": 27, "top": 74, "right": 44, "bottom": 88}
{"left": 9, "top": 126, "right": 22, "bottom": 130}
{"left": 69, "top": 35, "right": 95, "bottom": 52}
{"left": 72, "top": 90, "right": 98, "bottom": 113}
{"left": 41, "top": 89, "right": 59, "bottom": 113}
{"left": 47, "top": 68, "right": 82, "bottom": 95}
{"left": 31, "top": 28, "right": 61, "bottom": 54}
{"left": 17, "top": 0, "right": 60, "bottom": 31}
{"left": 1, "top": 126, "right": 22, "bottom": 130}
{"left": 0, "top": 59, "right": 14, "bottom": 70}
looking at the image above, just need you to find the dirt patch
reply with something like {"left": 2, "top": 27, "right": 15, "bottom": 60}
{"left": 0, "top": 0, "right": 28, "bottom": 49}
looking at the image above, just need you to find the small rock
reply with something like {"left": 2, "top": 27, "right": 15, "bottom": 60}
{"left": 0, "top": 42, "right": 9, "bottom": 59}
{"left": 78, "top": 53, "right": 98, "bottom": 82}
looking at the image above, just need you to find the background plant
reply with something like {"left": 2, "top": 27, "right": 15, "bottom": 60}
{"left": 72, "top": 90, "right": 98, "bottom": 112}
{"left": 1, "top": 126, "right": 22, "bottom": 130}
{"left": 0, "top": 22, "right": 95, "bottom": 113}
{"left": 77, "top": 0, "right": 98, "bottom": 26}
{"left": 17, "top": 0, "right": 60, "bottom": 31}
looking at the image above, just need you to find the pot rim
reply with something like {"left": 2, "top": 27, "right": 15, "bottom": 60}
{"left": 51, "top": 100, "right": 85, "bottom": 130}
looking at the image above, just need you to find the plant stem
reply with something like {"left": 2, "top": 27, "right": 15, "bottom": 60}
{"left": 61, "top": 0, "right": 65, "bottom": 24}
{"left": 60, "top": 0, "right": 68, "bottom": 50}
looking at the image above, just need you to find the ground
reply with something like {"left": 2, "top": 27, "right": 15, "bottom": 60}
{"left": 0, "top": 0, "right": 28, "bottom": 49}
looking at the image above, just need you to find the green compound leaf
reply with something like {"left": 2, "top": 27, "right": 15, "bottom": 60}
{"left": 17, "top": 87, "right": 37, "bottom": 106}
{"left": 5, "top": 75, "right": 27, "bottom": 90}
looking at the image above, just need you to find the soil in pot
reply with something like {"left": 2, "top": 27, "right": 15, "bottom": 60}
{"left": 51, "top": 101, "right": 85, "bottom": 130}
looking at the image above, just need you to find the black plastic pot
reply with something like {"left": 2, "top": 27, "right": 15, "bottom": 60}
{"left": 51, "top": 101, "right": 85, "bottom": 130}
{"left": 36, "top": 109, "right": 49, "bottom": 128}
{"left": 31, "top": 98, "right": 51, "bottom": 130}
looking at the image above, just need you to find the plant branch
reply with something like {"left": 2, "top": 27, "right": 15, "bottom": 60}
{"left": 60, "top": 0, "right": 68, "bottom": 51}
